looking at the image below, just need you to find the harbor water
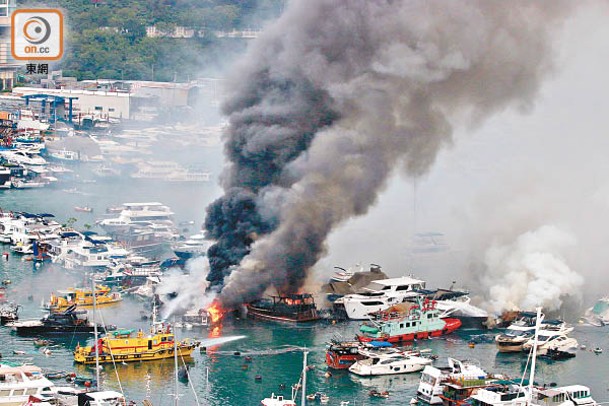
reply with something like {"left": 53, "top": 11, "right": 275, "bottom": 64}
{"left": 0, "top": 158, "right": 608, "bottom": 405}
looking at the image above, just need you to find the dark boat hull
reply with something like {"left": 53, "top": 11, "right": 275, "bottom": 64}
{"left": 246, "top": 307, "right": 319, "bottom": 323}
{"left": 14, "top": 326, "right": 96, "bottom": 335}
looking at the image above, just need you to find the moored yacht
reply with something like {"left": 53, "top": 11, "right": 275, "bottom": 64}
{"left": 98, "top": 202, "right": 175, "bottom": 233}
{"left": 495, "top": 312, "right": 542, "bottom": 353}
{"left": 172, "top": 234, "right": 211, "bottom": 259}
{"left": 339, "top": 276, "right": 426, "bottom": 320}
{"left": 495, "top": 313, "right": 572, "bottom": 353}
{"left": 522, "top": 332, "right": 578, "bottom": 356}
{"left": 0, "top": 364, "right": 55, "bottom": 404}
{"left": 349, "top": 349, "right": 433, "bottom": 376}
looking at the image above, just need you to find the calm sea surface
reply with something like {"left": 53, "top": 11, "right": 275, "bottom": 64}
{"left": 0, "top": 148, "right": 608, "bottom": 405}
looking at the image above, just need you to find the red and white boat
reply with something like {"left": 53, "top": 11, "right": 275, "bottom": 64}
{"left": 357, "top": 296, "right": 461, "bottom": 344}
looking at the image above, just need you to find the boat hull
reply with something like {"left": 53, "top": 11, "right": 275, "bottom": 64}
{"left": 14, "top": 325, "right": 96, "bottom": 335}
{"left": 247, "top": 307, "right": 319, "bottom": 323}
{"left": 349, "top": 360, "right": 429, "bottom": 376}
{"left": 74, "top": 345, "right": 197, "bottom": 364}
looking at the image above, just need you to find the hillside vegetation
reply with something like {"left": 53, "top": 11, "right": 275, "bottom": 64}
{"left": 22, "top": 0, "right": 283, "bottom": 81}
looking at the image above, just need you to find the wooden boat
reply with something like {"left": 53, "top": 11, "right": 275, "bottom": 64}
{"left": 246, "top": 293, "right": 319, "bottom": 323}
{"left": 73, "top": 322, "right": 199, "bottom": 364}
{"left": 45, "top": 285, "right": 122, "bottom": 312}
{"left": 356, "top": 296, "right": 461, "bottom": 344}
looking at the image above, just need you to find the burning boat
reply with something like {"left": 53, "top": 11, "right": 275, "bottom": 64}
{"left": 246, "top": 293, "right": 320, "bottom": 323}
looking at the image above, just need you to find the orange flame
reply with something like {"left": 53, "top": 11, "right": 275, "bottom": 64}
{"left": 207, "top": 300, "right": 224, "bottom": 325}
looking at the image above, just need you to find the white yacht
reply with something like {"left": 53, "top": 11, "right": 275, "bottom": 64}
{"left": 495, "top": 313, "right": 572, "bottom": 353}
{"left": 522, "top": 333, "right": 578, "bottom": 356}
{"left": 468, "top": 383, "right": 597, "bottom": 406}
{"left": 50, "top": 231, "right": 129, "bottom": 271}
{"left": 98, "top": 202, "right": 174, "bottom": 233}
{"left": 349, "top": 350, "right": 432, "bottom": 376}
{"left": 131, "top": 160, "right": 211, "bottom": 182}
{"left": 172, "top": 234, "right": 211, "bottom": 259}
{"left": 9, "top": 216, "right": 61, "bottom": 249}
{"left": 0, "top": 363, "right": 55, "bottom": 405}
{"left": 330, "top": 264, "right": 366, "bottom": 282}
{"left": 495, "top": 312, "right": 542, "bottom": 353}
{"left": 0, "top": 149, "right": 47, "bottom": 168}
{"left": 337, "top": 276, "right": 426, "bottom": 320}
{"left": 415, "top": 358, "right": 489, "bottom": 405}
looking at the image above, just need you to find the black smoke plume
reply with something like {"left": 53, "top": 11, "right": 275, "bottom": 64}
{"left": 206, "top": 0, "right": 572, "bottom": 307}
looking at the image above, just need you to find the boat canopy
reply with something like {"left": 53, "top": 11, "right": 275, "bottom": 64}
{"left": 368, "top": 341, "right": 392, "bottom": 347}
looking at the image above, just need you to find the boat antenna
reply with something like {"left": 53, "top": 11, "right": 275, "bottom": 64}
{"left": 301, "top": 349, "right": 309, "bottom": 406}
{"left": 527, "top": 307, "right": 543, "bottom": 406}
{"left": 91, "top": 277, "right": 100, "bottom": 391}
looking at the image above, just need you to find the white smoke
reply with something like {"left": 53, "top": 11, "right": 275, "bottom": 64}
{"left": 482, "top": 225, "right": 583, "bottom": 314}
{"left": 157, "top": 257, "right": 216, "bottom": 320}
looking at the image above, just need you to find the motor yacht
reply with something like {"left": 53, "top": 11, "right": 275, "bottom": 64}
{"left": 349, "top": 349, "right": 433, "bottom": 376}
{"left": 339, "top": 276, "right": 426, "bottom": 320}
{"left": 172, "top": 234, "right": 211, "bottom": 259}
{"left": 495, "top": 313, "right": 572, "bottom": 353}
{"left": 522, "top": 333, "right": 578, "bottom": 356}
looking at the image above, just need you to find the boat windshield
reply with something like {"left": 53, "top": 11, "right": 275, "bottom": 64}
{"left": 365, "top": 282, "right": 390, "bottom": 291}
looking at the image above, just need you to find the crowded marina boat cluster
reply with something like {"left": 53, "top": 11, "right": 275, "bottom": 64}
{"left": 0, "top": 201, "right": 604, "bottom": 405}
{"left": 0, "top": 108, "right": 216, "bottom": 190}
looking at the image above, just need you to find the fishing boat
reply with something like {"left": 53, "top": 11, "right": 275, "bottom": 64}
{"left": 247, "top": 293, "right": 320, "bottom": 323}
{"left": 44, "top": 285, "right": 122, "bottom": 312}
{"left": 348, "top": 349, "right": 433, "bottom": 376}
{"left": 356, "top": 296, "right": 461, "bottom": 344}
{"left": 9, "top": 304, "right": 104, "bottom": 335}
{"left": 73, "top": 322, "right": 199, "bottom": 364}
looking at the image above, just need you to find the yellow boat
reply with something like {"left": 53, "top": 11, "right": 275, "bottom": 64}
{"left": 46, "top": 285, "right": 122, "bottom": 312}
{"left": 73, "top": 323, "right": 199, "bottom": 364}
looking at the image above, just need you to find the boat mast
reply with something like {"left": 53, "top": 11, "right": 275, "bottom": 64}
{"left": 174, "top": 316, "right": 179, "bottom": 406}
{"left": 91, "top": 278, "right": 100, "bottom": 391}
{"left": 527, "top": 307, "right": 543, "bottom": 406}
{"left": 301, "top": 349, "right": 308, "bottom": 406}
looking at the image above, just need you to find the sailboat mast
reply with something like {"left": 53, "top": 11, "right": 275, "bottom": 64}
{"left": 301, "top": 350, "right": 308, "bottom": 406}
{"left": 174, "top": 316, "right": 179, "bottom": 406}
{"left": 91, "top": 278, "right": 100, "bottom": 391}
{"left": 527, "top": 307, "right": 543, "bottom": 406}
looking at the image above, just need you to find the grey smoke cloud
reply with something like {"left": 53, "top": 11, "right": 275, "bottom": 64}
{"left": 213, "top": 0, "right": 573, "bottom": 308}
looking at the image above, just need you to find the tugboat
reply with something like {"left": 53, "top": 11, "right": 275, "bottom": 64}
{"left": 9, "top": 304, "right": 105, "bottom": 335}
{"left": 73, "top": 321, "right": 198, "bottom": 364}
{"left": 44, "top": 285, "right": 122, "bottom": 312}
{"left": 247, "top": 293, "right": 320, "bottom": 323}
{"left": 356, "top": 296, "right": 461, "bottom": 344}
